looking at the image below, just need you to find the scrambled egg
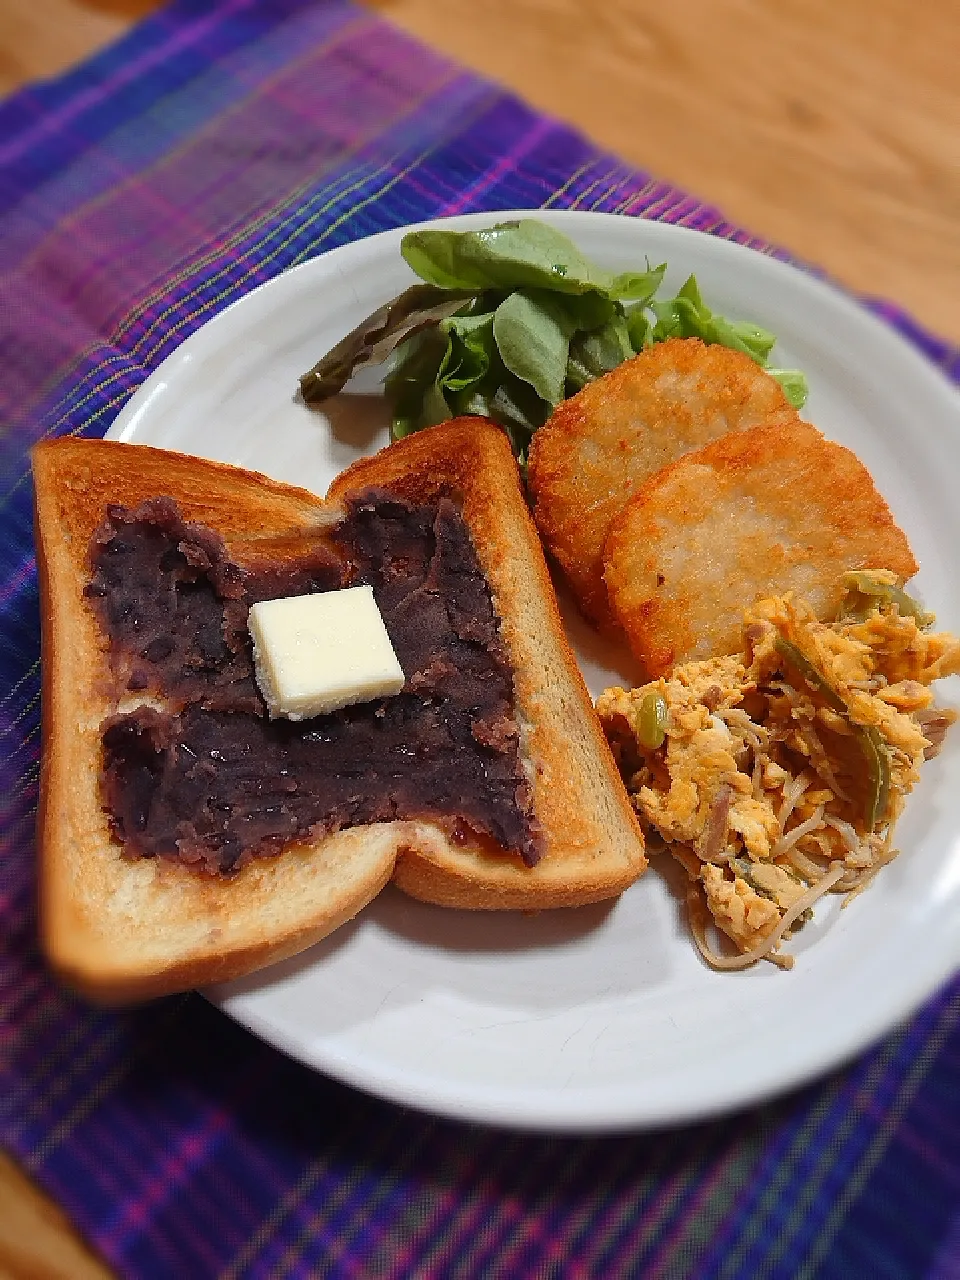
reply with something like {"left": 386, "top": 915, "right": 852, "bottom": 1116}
{"left": 597, "top": 573, "right": 960, "bottom": 968}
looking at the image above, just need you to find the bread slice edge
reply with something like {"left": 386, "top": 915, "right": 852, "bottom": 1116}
{"left": 33, "top": 425, "right": 646, "bottom": 1001}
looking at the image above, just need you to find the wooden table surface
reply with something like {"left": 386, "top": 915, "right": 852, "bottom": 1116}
{"left": 1, "top": 0, "right": 957, "bottom": 1273}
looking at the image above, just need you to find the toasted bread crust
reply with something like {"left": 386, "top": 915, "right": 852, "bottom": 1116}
{"left": 32, "top": 441, "right": 398, "bottom": 1001}
{"left": 328, "top": 418, "right": 647, "bottom": 908}
{"left": 33, "top": 424, "right": 645, "bottom": 1001}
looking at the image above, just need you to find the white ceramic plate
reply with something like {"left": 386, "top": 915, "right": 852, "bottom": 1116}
{"left": 108, "top": 211, "right": 960, "bottom": 1132}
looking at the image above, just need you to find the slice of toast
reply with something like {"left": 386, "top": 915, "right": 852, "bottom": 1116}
{"left": 327, "top": 419, "right": 647, "bottom": 910}
{"left": 33, "top": 420, "right": 645, "bottom": 1001}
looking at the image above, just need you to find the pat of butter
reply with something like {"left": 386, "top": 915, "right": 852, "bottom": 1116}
{"left": 248, "top": 585, "right": 405, "bottom": 720}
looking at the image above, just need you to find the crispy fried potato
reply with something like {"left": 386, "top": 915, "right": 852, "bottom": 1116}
{"left": 602, "top": 421, "right": 919, "bottom": 676}
{"left": 527, "top": 337, "right": 800, "bottom": 626}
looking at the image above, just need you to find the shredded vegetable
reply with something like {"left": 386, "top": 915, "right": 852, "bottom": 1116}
{"left": 597, "top": 574, "right": 960, "bottom": 970}
{"left": 688, "top": 865, "right": 846, "bottom": 971}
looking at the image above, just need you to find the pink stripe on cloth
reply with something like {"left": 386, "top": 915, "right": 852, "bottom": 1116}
{"left": 437, "top": 116, "right": 556, "bottom": 216}
{"left": 0, "top": 553, "right": 35, "bottom": 611}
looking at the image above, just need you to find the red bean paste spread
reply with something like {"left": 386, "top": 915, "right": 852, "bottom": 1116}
{"left": 85, "top": 492, "right": 539, "bottom": 874}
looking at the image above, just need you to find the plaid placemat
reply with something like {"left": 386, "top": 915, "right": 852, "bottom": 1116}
{"left": 2, "top": 1, "right": 959, "bottom": 1275}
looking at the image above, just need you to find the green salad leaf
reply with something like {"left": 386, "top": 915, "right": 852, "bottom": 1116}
{"left": 298, "top": 219, "right": 809, "bottom": 452}
{"left": 766, "top": 368, "right": 809, "bottom": 410}
{"left": 401, "top": 219, "right": 666, "bottom": 300}
{"left": 299, "top": 283, "right": 474, "bottom": 404}
{"left": 566, "top": 315, "right": 635, "bottom": 391}
{"left": 650, "top": 275, "right": 777, "bottom": 363}
{"left": 493, "top": 290, "right": 576, "bottom": 407}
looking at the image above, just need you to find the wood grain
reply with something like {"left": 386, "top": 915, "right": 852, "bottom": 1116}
{"left": 0, "top": 0, "right": 956, "bottom": 1274}
{"left": 0, "top": 1152, "right": 111, "bottom": 1280}
{"left": 367, "top": 0, "right": 960, "bottom": 343}
{"left": 1, "top": 0, "right": 957, "bottom": 340}
{"left": 0, "top": 0, "right": 131, "bottom": 95}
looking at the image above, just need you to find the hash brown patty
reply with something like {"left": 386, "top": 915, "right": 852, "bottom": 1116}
{"left": 527, "top": 337, "right": 800, "bottom": 627}
{"left": 602, "top": 420, "right": 919, "bottom": 676}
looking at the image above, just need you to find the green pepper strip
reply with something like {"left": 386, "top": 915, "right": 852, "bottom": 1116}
{"left": 730, "top": 858, "right": 777, "bottom": 902}
{"left": 840, "top": 571, "right": 934, "bottom": 629}
{"left": 774, "top": 638, "right": 846, "bottom": 711}
{"left": 635, "top": 690, "right": 668, "bottom": 750}
{"left": 774, "top": 637, "right": 891, "bottom": 828}
{"left": 859, "top": 726, "right": 891, "bottom": 828}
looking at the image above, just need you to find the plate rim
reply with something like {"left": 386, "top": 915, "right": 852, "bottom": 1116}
{"left": 108, "top": 208, "right": 960, "bottom": 1132}
{"left": 111, "top": 209, "right": 960, "bottom": 446}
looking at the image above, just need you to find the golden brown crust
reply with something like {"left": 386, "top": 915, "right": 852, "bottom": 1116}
{"left": 602, "top": 420, "right": 919, "bottom": 675}
{"left": 391, "top": 834, "right": 641, "bottom": 910}
{"left": 33, "top": 424, "right": 645, "bottom": 1001}
{"left": 527, "top": 338, "right": 800, "bottom": 627}
{"left": 329, "top": 417, "right": 647, "bottom": 908}
{"left": 33, "top": 437, "right": 338, "bottom": 549}
{"left": 32, "top": 440, "right": 399, "bottom": 1002}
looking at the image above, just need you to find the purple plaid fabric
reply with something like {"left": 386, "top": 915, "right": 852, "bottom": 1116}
{"left": 2, "top": 1, "right": 959, "bottom": 1275}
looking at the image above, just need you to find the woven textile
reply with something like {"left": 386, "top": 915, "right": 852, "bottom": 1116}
{"left": 2, "top": 1, "right": 959, "bottom": 1275}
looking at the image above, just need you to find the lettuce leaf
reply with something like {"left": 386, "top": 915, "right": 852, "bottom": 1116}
{"left": 401, "top": 219, "right": 665, "bottom": 301}
{"left": 299, "top": 283, "right": 473, "bottom": 404}
{"left": 493, "top": 290, "right": 577, "bottom": 406}
{"left": 767, "top": 368, "right": 809, "bottom": 409}
{"left": 650, "top": 275, "right": 777, "bottom": 363}
{"left": 299, "top": 220, "right": 808, "bottom": 453}
{"left": 566, "top": 315, "right": 634, "bottom": 391}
